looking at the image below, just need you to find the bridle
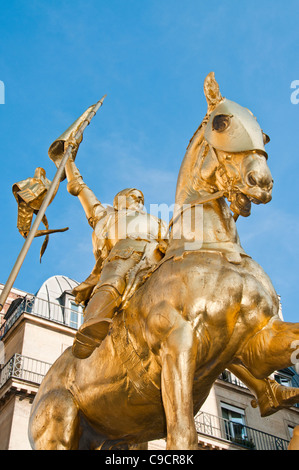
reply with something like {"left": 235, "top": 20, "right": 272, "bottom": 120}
{"left": 167, "top": 142, "right": 242, "bottom": 234}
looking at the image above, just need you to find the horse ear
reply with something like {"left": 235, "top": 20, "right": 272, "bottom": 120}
{"left": 204, "top": 72, "right": 223, "bottom": 113}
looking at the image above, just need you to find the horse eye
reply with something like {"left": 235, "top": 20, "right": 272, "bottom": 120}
{"left": 212, "top": 114, "right": 231, "bottom": 132}
{"left": 263, "top": 133, "right": 270, "bottom": 145}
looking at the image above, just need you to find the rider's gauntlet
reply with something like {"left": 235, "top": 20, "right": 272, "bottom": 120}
{"left": 66, "top": 159, "right": 87, "bottom": 196}
{"left": 67, "top": 176, "right": 87, "bottom": 196}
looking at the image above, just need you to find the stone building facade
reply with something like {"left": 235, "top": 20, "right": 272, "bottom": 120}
{"left": 0, "top": 277, "right": 299, "bottom": 450}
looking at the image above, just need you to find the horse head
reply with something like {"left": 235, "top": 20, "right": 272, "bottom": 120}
{"left": 176, "top": 72, "right": 273, "bottom": 219}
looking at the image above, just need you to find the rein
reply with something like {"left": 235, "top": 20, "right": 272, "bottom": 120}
{"left": 167, "top": 189, "right": 225, "bottom": 233}
{"left": 167, "top": 141, "right": 243, "bottom": 235}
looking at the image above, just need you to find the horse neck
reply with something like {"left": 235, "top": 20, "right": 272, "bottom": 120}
{"left": 170, "top": 124, "right": 244, "bottom": 257}
{"left": 175, "top": 124, "right": 205, "bottom": 207}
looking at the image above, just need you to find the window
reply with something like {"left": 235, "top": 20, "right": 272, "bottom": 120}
{"left": 274, "top": 373, "right": 292, "bottom": 387}
{"left": 288, "top": 426, "right": 295, "bottom": 439}
{"left": 69, "top": 301, "right": 83, "bottom": 329}
{"left": 221, "top": 403, "right": 247, "bottom": 444}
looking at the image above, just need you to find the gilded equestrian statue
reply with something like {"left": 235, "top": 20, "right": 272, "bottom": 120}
{"left": 28, "top": 73, "right": 299, "bottom": 450}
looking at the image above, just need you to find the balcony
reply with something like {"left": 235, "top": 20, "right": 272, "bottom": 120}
{"left": 0, "top": 353, "right": 51, "bottom": 390}
{"left": 218, "top": 370, "right": 248, "bottom": 389}
{"left": 0, "top": 294, "right": 83, "bottom": 339}
{"left": 195, "top": 411, "right": 290, "bottom": 450}
{"left": 0, "top": 354, "right": 291, "bottom": 450}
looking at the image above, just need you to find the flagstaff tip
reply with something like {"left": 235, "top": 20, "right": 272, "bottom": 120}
{"left": 91, "top": 95, "right": 107, "bottom": 114}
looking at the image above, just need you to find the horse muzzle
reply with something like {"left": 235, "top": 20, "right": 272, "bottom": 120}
{"left": 240, "top": 153, "right": 274, "bottom": 205}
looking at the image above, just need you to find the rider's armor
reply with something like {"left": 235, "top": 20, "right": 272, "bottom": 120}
{"left": 65, "top": 159, "right": 168, "bottom": 358}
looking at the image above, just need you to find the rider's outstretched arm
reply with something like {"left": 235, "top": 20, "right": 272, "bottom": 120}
{"left": 65, "top": 152, "right": 106, "bottom": 228}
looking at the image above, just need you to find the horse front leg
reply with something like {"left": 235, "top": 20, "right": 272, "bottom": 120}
{"left": 146, "top": 303, "right": 198, "bottom": 450}
{"left": 239, "top": 318, "right": 299, "bottom": 379}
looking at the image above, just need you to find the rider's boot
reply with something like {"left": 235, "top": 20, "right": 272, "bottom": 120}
{"left": 72, "top": 285, "right": 122, "bottom": 359}
{"left": 251, "top": 378, "right": 299, "bottom": 417}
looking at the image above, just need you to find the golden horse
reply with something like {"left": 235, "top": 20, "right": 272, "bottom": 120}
{"left": 28, "top": 73, "right": 299, "bottom": 450}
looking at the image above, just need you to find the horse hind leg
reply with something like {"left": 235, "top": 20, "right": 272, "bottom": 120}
{"left": 29, "top": 389, "right": 80, "bottom": 450}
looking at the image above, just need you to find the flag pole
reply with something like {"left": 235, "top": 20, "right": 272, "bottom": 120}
{"left": 0, "top": 95, "right": 106, "bottom": 312}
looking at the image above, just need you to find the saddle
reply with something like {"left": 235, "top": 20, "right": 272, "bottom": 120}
{"left": 72, "top": 239, "right": 169, "bottom": 308}
{"left": 121, "top": 240, "right": 168, "bottom": 308}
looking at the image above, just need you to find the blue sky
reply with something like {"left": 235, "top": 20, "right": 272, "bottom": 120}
{"left": 0, "top": 1, "right": 298, "bottom": 322}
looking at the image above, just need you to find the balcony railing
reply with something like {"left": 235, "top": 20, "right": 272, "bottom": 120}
{"left": 0, "top": 354, "right": 52, "bottom": 389}
{"left": 0, "top": 354, "right": 292, "bottom": 450}
{"left": 218, "top": 370, "right": 299, "bottom": 409}
{"left": 0, "top": 295, "right": 82, "bottom": 339}
{"left": 218, "top": 370, "right": 248, "bottom": 389}
{"left": 195, "top": 411, "right": 290, "bottom": 450}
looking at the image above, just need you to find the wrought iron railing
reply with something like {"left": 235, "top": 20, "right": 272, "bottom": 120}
{"left": 218, "top": 370, "right": 299, "bottom": 409}
{"left": 0, "top": 295, "right": 82, "bottom": 339}
{"left": 0, "top": 354, "right": 292, "bottom": 450}
{"left": 0, "top": 353, "right": 52, "bottom": 389}
{"left": 195, "top": 411, "right": 290, "bottom": 450}
{"left": 218, "top": 370, "right": 248, "bottom": 389}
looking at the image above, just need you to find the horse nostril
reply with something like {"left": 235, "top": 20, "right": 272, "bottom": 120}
{"left": 247, "top": 172, "right": 257, "bottom": 186}
{"left": 247, "top": 172, "right": 273, "bottom": 191}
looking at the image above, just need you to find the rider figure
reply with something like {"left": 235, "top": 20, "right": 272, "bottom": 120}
{"left": 64, "top": 153, "right": 168, "bottom": 359}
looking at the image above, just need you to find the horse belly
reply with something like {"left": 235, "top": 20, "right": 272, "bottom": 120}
{"left": 71, "top": 338, "right": 166, "bottom": 442}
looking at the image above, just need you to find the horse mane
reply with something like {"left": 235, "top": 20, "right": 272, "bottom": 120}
{"left": 175, "top": 119, "right": 208, "bottom": 207}
{"left": 175, "top": 72, "right": 225, "bottom": 207}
